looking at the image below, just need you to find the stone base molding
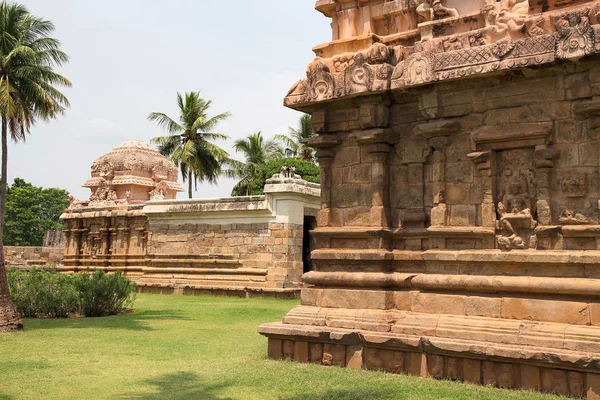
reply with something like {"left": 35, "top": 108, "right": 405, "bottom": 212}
{"left": 260, "top": 318, "right": 600, "bottom": 398}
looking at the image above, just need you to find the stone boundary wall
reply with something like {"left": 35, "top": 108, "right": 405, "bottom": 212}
{"left": 148, "top": 222, "right": 304, "bottom": 289}
{"left": 59, "top": 173, "right": 321, "bottom": 298}
{"left": 4, "top": 246, "right": 64, "bottom": 267}
{"left": 141, "top": 176, "right": 320, "bottom": 297}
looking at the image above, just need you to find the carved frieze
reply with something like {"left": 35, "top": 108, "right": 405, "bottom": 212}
{"left": 285, "top": 2, "right": 600, "bottom": 108}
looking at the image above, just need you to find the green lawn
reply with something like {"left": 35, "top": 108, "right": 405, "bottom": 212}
{"left": 0, "top": 294, "right": 564, "bottom": 400}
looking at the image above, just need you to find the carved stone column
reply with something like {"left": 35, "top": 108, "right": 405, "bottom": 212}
{"left": 415, "top": 119, "right": 461, "bottom": 226}
{"left": 306, "top": 135, "right": 341, "bottom": 227}
{"left": 534, "top": 146, "right": 560, "bottom": 225}
{"left": 468, "top": 151, "right": 495, "bottom": 228}
{"left": 356, "top": 129, "right": 395, "bottom": 227}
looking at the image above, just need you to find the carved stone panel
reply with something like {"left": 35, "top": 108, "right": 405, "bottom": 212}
{"left": 496, "top": 148, "right": 538, "bottom": 250}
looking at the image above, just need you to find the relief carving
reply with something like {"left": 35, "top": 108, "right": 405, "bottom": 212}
{"left": 91, "top": 160, "right": 114, "bottom": 181}
{"left": 496, "top": 149, "right": 537, "bottom": 250}
{"left": 404, "top": 52, "right": 436, "bottom": 86}
{"left": 416, "top": 0, "right": 459, "bottom": 22}
{"left": 308, "top": 62, "right": 335, "bottom": 102}
{"left": 554, "top": 11, "right": 595, "bottom": 60}
{"left": 561, "top": 173, "right": 589, "bottom": 197}
{"left": 346, "top": 53, "right": 374, "bottom": 94}
{"left": 285, "top": 2, "right": 600, "bottom": 108}
{"left": 89, "top": 179, "right": 118, "bottom": 206}
{"left": 486, "top": 0, "right": 530, "bottom": 39}
{"left": 559, "top": 209, "right": 590, "bottom": 225}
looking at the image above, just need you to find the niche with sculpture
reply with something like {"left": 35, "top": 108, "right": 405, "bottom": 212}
{"left": 495, "top": 148, "right": 538, "bottom": 250}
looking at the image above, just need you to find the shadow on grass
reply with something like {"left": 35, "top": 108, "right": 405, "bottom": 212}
{"left": 280, "top": 388, "right": 394, "bottom": 400}
{"left": 24, "top": 309, "right": 192, "bottom": 332}
{"left": 121, "top": 372, "right": 233, "bottom": 400}
{"left": 0, "top": 394, "right": 15, "bottom": 400}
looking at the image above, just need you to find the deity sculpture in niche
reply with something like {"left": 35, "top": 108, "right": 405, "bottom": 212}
{"left": 416, "top": 0, "right": 459, "bottom": 22}
{"left": 496, "top": 149, "right": 537, "bottom": 250}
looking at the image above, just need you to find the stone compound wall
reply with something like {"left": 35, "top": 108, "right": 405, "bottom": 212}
{"left": 260, "top": 1, "right": 600, "bottom": 397}
{"left": 4, "top": 246, "right": 63, "bottom": 267}
{"left": 60, "top": 174, "right": 320, "bottom": 298}
{"left": 4, "top": 230, "right": 65, "bottom": 267}
{"left": 146, "top": 221, "right": 304, "bottom": 296}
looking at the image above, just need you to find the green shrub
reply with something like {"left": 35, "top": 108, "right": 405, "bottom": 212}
{"left": 7, "top": 268, "right": 136, "bottom": 318}
{"left": 8, "top": 268, "right": 79, "bottom": 318}
{"left": 72, "top": 270, "right": 136, "bottom": 317}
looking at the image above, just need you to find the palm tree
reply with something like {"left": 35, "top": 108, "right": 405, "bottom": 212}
{"left": 0, "top": 1, "right": 71, "bottom": 333}
{"left": 149, "top": 91, "right": 231, "bottom": 198}
{"left": 229, "top": 132, "right": 283, "bottom": 196}
{"left": 276, "top": 114, "right": 315, "bottom": 161}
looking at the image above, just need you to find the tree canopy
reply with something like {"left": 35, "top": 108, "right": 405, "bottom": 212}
{"left": 150, "top": 91, "right": 231, "bottom": 198}
{"left": 0, "top": 0, "right": 71, "bottom": 333}
{"left": 3, "top": 178, "right": 68, "bottom": 247}
{"left": 230, "top": 157, "right": 320, "bottom": 197}
{"left": 276, "top": 114, "right": 315, "bottom": 161}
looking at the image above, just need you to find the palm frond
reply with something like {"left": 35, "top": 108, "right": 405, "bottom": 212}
{"left": 147, "top": 112, "right": 184, "bottom": 135}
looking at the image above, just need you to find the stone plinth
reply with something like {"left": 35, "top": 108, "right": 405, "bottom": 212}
{"left": 260, "top": 0, "right": 600, "bottom": 396}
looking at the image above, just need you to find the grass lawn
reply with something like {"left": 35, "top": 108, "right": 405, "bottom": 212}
{"left": 0, "top": 294, "right": 565, "bottom": 400}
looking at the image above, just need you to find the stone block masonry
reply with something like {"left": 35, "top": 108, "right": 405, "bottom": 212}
{"left": 60, "top": 166, "right": 320, "bottom": 298}
{"left": 260, "top": 0, "right": 600, "bottom": 397}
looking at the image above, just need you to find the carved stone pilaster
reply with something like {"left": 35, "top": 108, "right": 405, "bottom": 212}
{"left": 534, "top": 146, "right": 560, "bottom": 225}
{"left": 306, "top": 135, "right": 341, "bottom": 227}
{"left": 468, "top": 151, "right": 495, "bottom": 228}
{"left": 356, "top": 129, "right": 395, "bottom": 227}
{"left": 415, "top": 119, "right": 461, "bottom": 224}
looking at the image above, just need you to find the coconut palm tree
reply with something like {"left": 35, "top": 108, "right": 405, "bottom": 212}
{"left": 276, "top": 114, "right": 315, "bottom": 161}
{"left": 0, "top": 1, "right": 71, "bottom": 332}
{"left": 229, "top": 132, "right": 283, "bottom": 196}
{"left": 149, "top": 91, "right": 231, "bottom": 199}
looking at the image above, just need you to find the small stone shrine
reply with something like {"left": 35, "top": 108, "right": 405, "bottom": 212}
{"left": 259, "top": 0, "right": 600, "bottom": 397}
{"left": 60, "top": 141, "right": 320, "bottom": 297}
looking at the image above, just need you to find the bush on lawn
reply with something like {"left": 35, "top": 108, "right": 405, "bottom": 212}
{"left": 7, "top": 268, "right": 136, "bottom": 318}
{"left": 8, "top": 268, "right": 79, "bottom": 318}
{"left": 72, "top": 270, "right": 136, "bottom": 317}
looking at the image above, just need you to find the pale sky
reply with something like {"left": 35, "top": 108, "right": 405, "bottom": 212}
{"left": 9, "top": 0, "right": 330, "bottom": 199}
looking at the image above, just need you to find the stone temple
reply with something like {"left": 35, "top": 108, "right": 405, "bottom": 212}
{"left": 59, "top": 140, "right": 320, "bottom": 297}
{"left": 259, "top": 0, "right": 600, "bottom": 397}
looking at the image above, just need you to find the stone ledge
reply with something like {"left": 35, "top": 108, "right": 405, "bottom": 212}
{"left": 258, "top": 318, "right": 600, "bottom": 373}
{"left": 311, "top": 249, "right": 600, "bottom": 264}
{"left": 302, "top": 271, "right": 600, "bottom": 296}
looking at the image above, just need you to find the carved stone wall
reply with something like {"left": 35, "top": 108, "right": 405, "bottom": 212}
{"left": 260, "top": 1, "right": 600, "bottom": 397}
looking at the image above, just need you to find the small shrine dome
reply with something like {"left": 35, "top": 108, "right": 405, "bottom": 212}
{"left": 83, "top": 140, "right": 183, "bottom": 204}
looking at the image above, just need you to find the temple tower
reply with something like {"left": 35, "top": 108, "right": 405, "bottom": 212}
{"left": 260, "top": 1, "right": 600, "bottom": 397}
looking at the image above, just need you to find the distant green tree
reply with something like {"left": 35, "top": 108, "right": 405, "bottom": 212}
{"left": 276, "top": 114, "right": 315, "bottom": 161}
{"left": 149, "top": 91, "right": 231, "bottom": 198}
{"left": 3, "top": 178, "right": 69, "bottom": 246}
{"left": 230, "top": 157, "right": 320, "bottom": 197}
{"left": 228, "top": 132, "right": 284, "bottom": 196}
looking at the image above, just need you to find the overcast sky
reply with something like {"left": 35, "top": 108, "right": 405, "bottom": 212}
{"left": 9, "top": 0, "right": 330, "bottom": 199}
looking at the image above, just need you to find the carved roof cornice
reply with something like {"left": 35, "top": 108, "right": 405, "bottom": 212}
{"left": 286, "top": 2, "right": 600, "bottom": 110}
